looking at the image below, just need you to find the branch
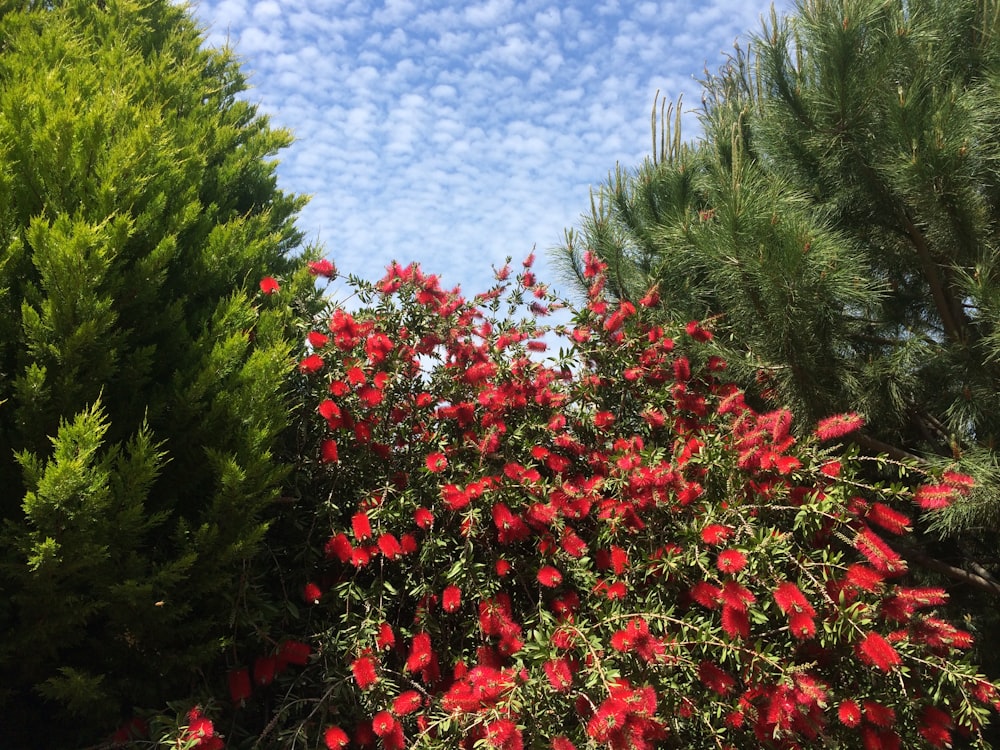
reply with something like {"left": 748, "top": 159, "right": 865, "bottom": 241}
{"left": 896, "top": 542, "right": 1000, "bottom": 598}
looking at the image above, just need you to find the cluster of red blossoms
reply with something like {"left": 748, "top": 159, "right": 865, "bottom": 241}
{"left": 195, "top": 254, "right": 999, "bottom": 749}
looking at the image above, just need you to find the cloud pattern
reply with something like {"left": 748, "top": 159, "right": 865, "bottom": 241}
{"left": 190, "top": 0, "right": 790, "bottom": 297}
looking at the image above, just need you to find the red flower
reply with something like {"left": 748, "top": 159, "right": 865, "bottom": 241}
{"left": 259, "top": 276, "right": 280, "bottom": 294}
{"left": 371, "top": 711, "right": 397, "bottom": 737}
{"left": 308, "top": 258, "right": 336, "bottom": 277}
{"left": 716, "top": 548, "right": 747, "bottom": 574}
{"left": 426, "top": 452, "right": 448, "bottom": 472}
{"left": 377, "top": 533, "right": 402, "bottom": 559}
{"left": 495, "top": 559, "right": 512, "bottom": 577}
{"left": 701, "top": 524, "right": 732, "bottom": 545}
{"left": 551, "top": 737, "right": 576, "bottom": 750}
{"left": 227, "top": 668, "right": 252, "bottom": 703}
{"left": 405, "top": 632, "right": 433, "bottom": 672}
{"left": 414, "top": 507, "right": 434, "bottom": 529}
{"left": 299, "top": 354, "right": 324, "bottom": 374}
{"left": 351, "top": 655, "right": 378, "bottom": 689}
{"left": 856, "top": 632, "right": 902, "bottom": 671}
{"left": 854, "top": 526, "right": 906, "bottom": 574}
{"left": 866, "top": 502, "right": 911, "bottom": 535}
{"left": 788, "top": 611, "right": 816, "bottom": 639}
{"left": 543, "top": 658, "right": 573, "bottom": 692}
{"left": 537, "top": 565, "right": 563, "bottom": 587}
{"left": 863, "top": 700, "right": 896, "bottom": 728}
{"left": 320, "top": 439, "right": 339, "bottom": 463}
{"left": 918, "top": 706, "right": 953, "bottom": 748}
{"left": 352, "top": 512, "right": 372, "bottom": 541}
{"left": 690, "top": 581, "right": 722, "bottom": 609}
{"left": 376, "top": 622, "right": 395, "bottom": 650}
{"left": 913, "top": 483, "right": 957, "bottom": 510}
{"left": 393, "top": 690, "right": 423, "bottom": 715}
{"left": 442, "top": 585, "right": 462, "bottom": 613}
{"left": 278, "top": 640, "right": 311, "bottom": 668}
{"left": 698, "top": 660, "right": 736, "bottom": 696}
{"left": 308, "top": 330, "right": 330, "bottom": 348}
{"left": 814, "top": 411, "right": 865, "bottom": 441}
{"left": 485, "top": 718, "right": 523, "bottom": 750}
{"left": 303, "top": 582, "right": 322, "bottom": 604}
{"left": 838, "top": 699, "right": 862, "bottom": 727}
{"left": 773, "top": 581, "right": 814, "bottom": 616}
{"left": 560, "top": 528, "right": 587, "bottom": 557}
{"left": 324, "top": 726, "right": 350, "bottom": 750}
{"left": 253, "top": 655, "right": 277, "bottom": 686}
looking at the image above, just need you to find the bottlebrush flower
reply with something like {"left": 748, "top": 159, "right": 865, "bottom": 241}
{"left": 351, "top": 655, "right": 378, "bottom": 689}
{"left": 377, "top": 533, "right": 403, "bottom": 559}
{"left": 425, "top": 452, "right": 448, "bottom": 472}
{"left": 253, "top": 655, "right": 277, "bottom": 686}
{"left": 485, "top": 719, "right": 523, "bottom": 750}
{"left": 307, "top": 258, "right": 336, "bottom": 277}
{"left": 854, "top": 526, "right": 906, "bottom": 574}
{"left": 560, "top": 528, "right": 587, "bottom": 557}
{"left": 277, "top": 640, "right": 311, "bottom": 668}
{"left": 814, "top": 411, "right": 865, "bottom": 441}
{"left": 863, "top": 700, "right": 896, "bottom": 728}
{"left": 392, "top": 690, "right": 423, "bottom": 715}
{"left": 773, "top": 581, "right": 815, "bottom": 617}
{"left": 918, "top": 706, "right": 953, "bottom": 748}
{"left": 716, "top": 548, "right": 747, "bottom": 574}
{"left": 307, "top": 330, "right": 330, "bottom": 348}
{"left": 543, "top": 658, "right": 573, "bottom": 692}
{"left": 303, "top": 582, "right": 322, "bottom": 604}
{"left": 866, "top": 502, "right": 911, "bottom": 535}
{"left": 788, "top": 611, "right": 816, "bottom": 639}
{"left": 352, "top": 512, "right": 372, "bottom": 541}
{"left": 913, "top": 483, "right": 957, "bottom": 510}
{"left": 442, "top": 585, "right": 462, "bottom": 612}
{"left": 371, "top": 711, "right": 397, "bottom": 737}
{"left": 701, "top": 524, "right": 732, "bottom": 545}
{"left": 320, "top": 439, "right": 339, "bottom": 463}
{"left": 844, "top": 563, "right": 884, "bottom": 591}
{"left": 227, "top": 668, "right": 252, "bottom": 703}
{"left": 259, "top": 276, "right": 280, "bottom": 294}
{"left": 698, "top": 660, "right": 736, "bottom": 695}
{"left": 299, "top": 353, "right": 324, "bottom": 374}
{"left": 856, "top": 632, "right": 902, "bottom": 671}
{"left": 537, "top": 565, "right": 563, "bottom": 587}
{"left": 838, "top": 699, "right": 862, "bottom": 727}
{"left": 405, "top": 632, "right": 433, "bottom": 672}
{"left": 551, "top": 737, "right": 577, "bottom": 750}
{"left": 689, "top": 581, "right": 722, "bottom": 609}
{"left": 376, "top": 622, "right": 395, "bottom": 650}
{"left": 324, "top": 726, "right": 350, "bottom": 750}
{"left": 414, "top": 506, "right": 434, "bottom": 529}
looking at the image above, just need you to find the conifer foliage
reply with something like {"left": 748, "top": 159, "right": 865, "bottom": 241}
{"left": 558, "top": 0, "right": 1000, "bottom": 667}
{"left": 0, "top": 1, "right": 320, "bottom": 745}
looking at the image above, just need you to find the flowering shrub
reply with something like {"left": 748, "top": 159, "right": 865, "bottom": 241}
{"left": 150, "top": 254, "right": 999, "bottom": 748}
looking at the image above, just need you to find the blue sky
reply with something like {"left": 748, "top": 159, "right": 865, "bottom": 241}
{"left": 188, "top": 0, "right": 792, "bottom": 299}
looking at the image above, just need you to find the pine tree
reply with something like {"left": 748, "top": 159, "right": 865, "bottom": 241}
{"left": 0, "top": 1, "right": 321, "bottom": 744}
{"left": 559, "top": 0, "right": 1000, "bottom": 676}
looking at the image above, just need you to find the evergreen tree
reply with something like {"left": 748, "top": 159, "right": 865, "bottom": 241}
{"left": 0, "top": 0, "right": 321, "bottom": 744}
{"left": 559, "top": 0, "right": 1000, "bottom": 673}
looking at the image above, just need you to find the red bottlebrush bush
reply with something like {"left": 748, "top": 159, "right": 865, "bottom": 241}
{"left": 164, "top": 256, "right": 997, "bottom": 748}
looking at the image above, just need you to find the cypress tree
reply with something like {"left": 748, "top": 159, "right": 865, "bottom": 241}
{"left": 0, "top": 0, "right": 321, "bottom": 744}
{"left": 559, "top": 0, "right": 1000, "bottom": 677}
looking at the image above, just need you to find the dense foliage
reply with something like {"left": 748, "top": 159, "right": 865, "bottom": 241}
{"left": 0, "top": 1, "right": 322, "bottom": 745}
{"left": 138, "top": 257, "right": 999, "bottom": 749}
{"left": 558, "top": 0, "right": 1000, "bottom": 676}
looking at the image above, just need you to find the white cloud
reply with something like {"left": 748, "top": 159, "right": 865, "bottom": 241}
{"left": 186, "top": 0, "right": 795, "bottom": 297}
